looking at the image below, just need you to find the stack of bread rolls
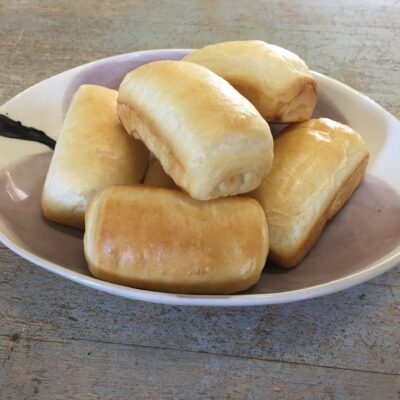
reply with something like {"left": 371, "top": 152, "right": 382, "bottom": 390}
{"left": 42, "top": 40, "right": 369, "bottom": 294}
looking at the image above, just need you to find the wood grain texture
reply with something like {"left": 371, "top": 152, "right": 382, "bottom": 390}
{"left": 0, "top": 0, "right": 399, "bottom": 399}
{"left": 1, "top": 336, "right": 399, "bottom": 400}
{"left": 0, "top": 257, "right": 398, "bottom": 374}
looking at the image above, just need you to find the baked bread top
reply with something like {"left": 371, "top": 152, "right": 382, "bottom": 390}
{"left": 42, "top": 84, "right": 149, "bottom": 229}
{"left": 251, "top": 118, "right": 369, "bottom": 267}
{"left": 184, "top": 40, "right": 317, "bottom": 122}
{"left": 84, "top": 184, "right": 269, "bottom": 294}
{"left": 117, "top": 60, "right": 273, "bottom": 200}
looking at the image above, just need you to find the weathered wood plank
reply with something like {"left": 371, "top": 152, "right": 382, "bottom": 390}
{"left": 372, "top": 267, "right": 400, "bottom": 287}
{"left": 0, "top": 256, "right": 399, "bottom": 375}
{"left": 1, "top": 1, "right": 400, "bottom": 398}
{"left": 0, "top": 1, "right": 399, "bottom": 117}
{"left": 0, "top": 335, "right": 399, "bottom": 400}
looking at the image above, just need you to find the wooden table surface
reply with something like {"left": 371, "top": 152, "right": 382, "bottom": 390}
{"left": 1, "top": 1, "right": 399, "bottom": 399}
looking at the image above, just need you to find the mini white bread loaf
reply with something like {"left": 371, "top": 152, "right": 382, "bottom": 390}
{"left": 84, "top": 185, "right": 269, "bottom": 294}
{"left": 183, "top": 40, "right": 317, "bottom": 123}
{"left": 143, "top": 158, "right": 177, "bottom": 189}
{"left": 117, "top": 60, "right": 273, "bottom": 201}
{"left": 42, "top": 84, "right": 149, "bottom": 229}
{"left": 251, "top": 118, "right": 369, "bottom": 268}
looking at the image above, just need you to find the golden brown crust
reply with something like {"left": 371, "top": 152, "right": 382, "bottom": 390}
{"left": 84, "top": 185, "right": 269, "bottom": 294}
{"left": 41, "top": 85, "right": 149, "bottom": 229}
{"left": 250, "top": 118, "right": 369, "bottom": 268}
{"left": 117, "top": 60, "right": 274, "bottom": 200}
{"left": 272, "top": 156, "right": 369, "bottom": 268}
{"left": 183, "top": 40, "right": 318, "bottom": 123}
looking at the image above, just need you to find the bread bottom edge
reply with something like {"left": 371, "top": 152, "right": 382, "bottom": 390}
{"left": 87, "top": 265, "right": 264, "bottom": 295}
{"left": 41, "top": 198, "right": 85, "bottom": 230}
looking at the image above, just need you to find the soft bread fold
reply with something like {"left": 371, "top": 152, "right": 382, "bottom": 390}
{"left": 117, "top": 60, "right": 273, "bottom": 200}
{"left": 143, "top": 158, "right": 177, "bottom": 189}
{"left": 42, "top": 84, "right": 149, "bottom": 229}
{"left": 251, "top": 118, "right": 369, "bottom": 268}
{"left": 183, "top": 40, "right": 317, "bottom": 123}
{"left": 84, "top": 185, "right": 269, "bottom": 294}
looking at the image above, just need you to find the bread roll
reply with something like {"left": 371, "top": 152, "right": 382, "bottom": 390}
{"left": 183, "top": 40, "right": 317, "bottom": 123}
{"left": 143, "top": 158, "right": 177, "bottom": 189}
{"left": 84, "top": 185, "right": 269, "bottom": 294}
{"left": 117, "top": 60, "right": 273, "bottom": 201}
{"left": 251, "top": 118, "right": 369, "bottom": 268}
{"left": 42, "top": 84, "right": 149, "bottom": 229}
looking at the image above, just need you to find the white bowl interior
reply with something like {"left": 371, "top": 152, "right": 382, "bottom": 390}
{"left": 0, "top": 49, "right": 399, "bottom": 305}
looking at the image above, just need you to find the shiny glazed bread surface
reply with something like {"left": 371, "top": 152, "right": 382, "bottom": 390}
{"left": 84, "top": 185, "right": 269, "bottom": 294}
{"left": 251, "top": 118, "right": 369, "bottom": 268}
